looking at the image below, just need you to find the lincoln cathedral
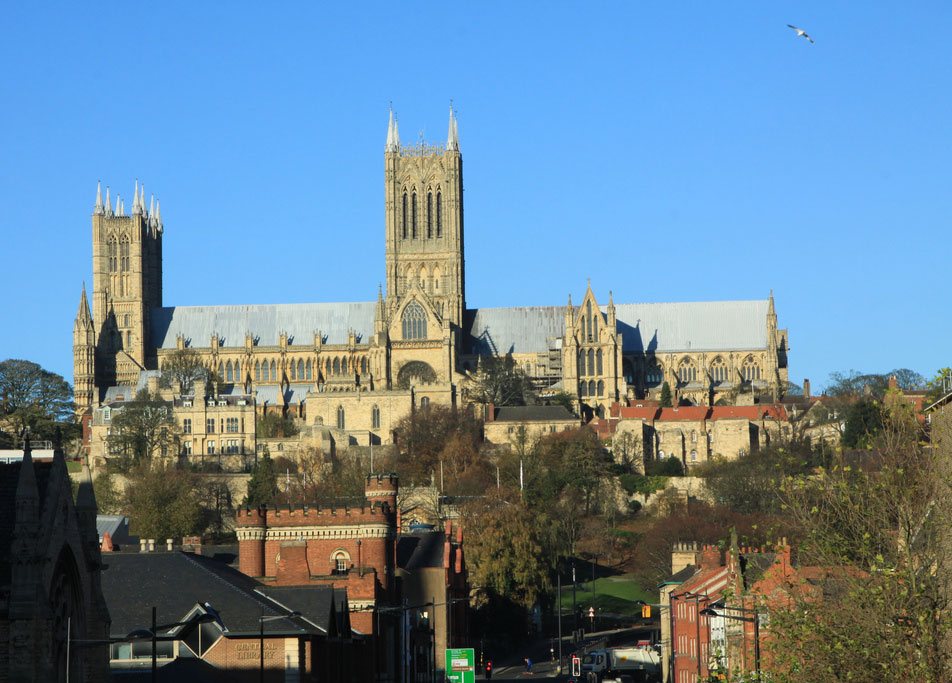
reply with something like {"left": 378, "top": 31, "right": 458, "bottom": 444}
{"left": 74, "top": 108, "right": 789, "bottom": 461}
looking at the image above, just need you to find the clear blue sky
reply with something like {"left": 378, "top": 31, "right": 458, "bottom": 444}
{"left": 1, "top": 2, "right": 949, "bottom": 392}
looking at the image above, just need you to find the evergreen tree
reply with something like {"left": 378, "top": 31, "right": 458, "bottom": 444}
{"left": 245, "top": 451, "right": 279, "bottom": 507}
{"left": 659, "top": 381, "right": 673, "bottom": 408}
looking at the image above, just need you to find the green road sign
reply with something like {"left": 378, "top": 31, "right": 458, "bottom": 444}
{"left": 445, "top": 647, "right": 476, "bottom": 683}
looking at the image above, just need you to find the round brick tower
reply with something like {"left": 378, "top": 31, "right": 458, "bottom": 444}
{"left": 236, "top": 507, "right": 267, "bottom": 578}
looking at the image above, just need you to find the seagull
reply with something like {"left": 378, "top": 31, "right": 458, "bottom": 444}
{"left": 787, "top": 24, "right": 814, "bottom": 44}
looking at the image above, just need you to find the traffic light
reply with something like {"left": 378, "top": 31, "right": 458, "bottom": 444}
{"left": 571, "top": 655, "right": 581, "bottom": 676}
{"left": 642, "top": 604, "right": 651, "bottom": 619}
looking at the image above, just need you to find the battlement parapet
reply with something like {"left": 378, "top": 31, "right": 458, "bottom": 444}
{"left": 236, "top": 502, "right": 394, "bottom": 528}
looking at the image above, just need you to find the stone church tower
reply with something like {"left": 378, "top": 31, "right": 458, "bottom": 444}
{"left": 383, "top": 107, "right": 465, "bottom": 329}
{"left": 74, "top": 181, "right": 163, "bottom": 410}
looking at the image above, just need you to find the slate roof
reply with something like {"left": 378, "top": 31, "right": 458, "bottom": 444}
{"left": 101, "top": 551, "right": 331, "bottom": 636}
{"left": 0, "top": 460, "right": 54, "bottom": 586}
{"left": 397, "top": 531, "right": 446, "bottom": 571}
{"left": 659, "top": 564, "right": 697, "bottom": 587}
{"left": 150, "top": 303, "right": 377, "bottom": 349}
{"left": 149, "top": 299, "right": 769, "bottom": 355}
{"left": 96, "top": 515, "right": 139, "bottom": 549}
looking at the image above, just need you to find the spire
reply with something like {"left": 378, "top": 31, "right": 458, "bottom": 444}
{"left": 116, "top": 195, "right": 122, "bottom": 217}
{"left": 393, "top": 116, "right": 400, "bottom": 149}
{"left": 768, "top": 289, "right": 775, "bottom": 316}
{"left": 377, "top": 283, "right": 385, "bottom": 315}
{"left": 140, "top": 183, "right": 146, "bottom": 214}
{"left": 446, "top": 105, "right": 458, "bottom": 151}
{"left": 386, "top": 108, "right": 397, "bottom": 152}
{"left": 105, "top": 186, "right": 113, "bottom": 216}
{"left": 132, "top": 180, "right": 142, "bottom": 215}
{"left": 155, "top": 199, "right": 162, "bottom": 230}
{"left": 76, "top": 282, "right": 92, "bottom": 326}
{"left": 150, "top": 193, "right": 155, "bottom": 219}
{"left": 94, "top": 181, "right": 104, "bottom": 214}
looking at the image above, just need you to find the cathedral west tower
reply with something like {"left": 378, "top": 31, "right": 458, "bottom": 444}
{"left": 81, "top": 180, "right": 162, "bottom": 407}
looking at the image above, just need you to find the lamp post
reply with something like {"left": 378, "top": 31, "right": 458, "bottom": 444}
{"left": 699, "top": 606, "right": 760, "bottom": 676}
{"left": 259, "top": 611, "right": 302, "bottom": 683}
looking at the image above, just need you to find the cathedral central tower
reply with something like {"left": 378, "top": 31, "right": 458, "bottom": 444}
{"left": 383, "top": 107, "right": 465, "bottom": 329}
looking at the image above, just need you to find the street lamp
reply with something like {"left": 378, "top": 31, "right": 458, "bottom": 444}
{"left": 259, "top": 611, "right": 302, "bottom": 683}
{"left": 699, "top": 606, "right": 761, "bottom": 676}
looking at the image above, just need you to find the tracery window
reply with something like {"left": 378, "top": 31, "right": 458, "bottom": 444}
{"left": 710, "top": 358, "right": 729, "bottom": 383}
{"left": 120, "top": 238, "right": 130, "bottom": 272}
{"left": 742, "top": 357, "right": 762, "bottom": 381}
{"left": 678, "top": 361, "right": 697, "bottom": 384}
{"left": 645, "top": 361, "right": 664, "bottom": 386}
{"left": 402, "top": 302, "right": 427, "bottom": 340}
{"left": 107, "top": 238, "right": 118, "bottom": 272}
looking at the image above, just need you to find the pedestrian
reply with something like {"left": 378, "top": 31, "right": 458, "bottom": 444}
{"left": 525, "top": 656, "right": 533, "bottom": 674}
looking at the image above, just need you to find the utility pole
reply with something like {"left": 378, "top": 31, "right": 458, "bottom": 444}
{"left": 557, "top": 570, "right": 563, "bottom": 673}
{"left": 572, "top": 562, "right": 578, "bottom": 636}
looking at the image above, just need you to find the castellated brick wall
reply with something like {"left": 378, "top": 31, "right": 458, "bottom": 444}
{"left": 235, "top": 474, "right": 400, "bottom": 635}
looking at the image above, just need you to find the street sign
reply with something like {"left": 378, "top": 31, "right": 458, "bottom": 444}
{"left": 588, "top": 606, "right": 595, "bottom": 618}
{"left": 445, "top": 648, "right": 476, "bottom": 683}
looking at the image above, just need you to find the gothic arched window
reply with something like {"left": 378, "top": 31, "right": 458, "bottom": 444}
{"left": 402, "top": 302, "right": 427, "bottom": 340}
{"left": 361, "top": 357, "right": 368, "bottom": 374}
{"left": 436, "top": 191, "right": 442, "bottom": 237}
{"left": 226, "top": 361, "right": 233, "bottom": 382}
{"left": 645, "top": 361, "right": 663, "bottom": 386}
{"left": 596, "top": 349, "right": 603, "bottom": 375}
{"left": 678, "top": 360, "right": 697, "bottom": 384}
{"left": 411, "top": 192, "right": 418, "bottom": 238}
{"left": 588, "top": 380, "right": 596, "bottom": 396}
{"left": 587, "top": 349, "right": 595, "bottom": 376}
{"left": 402, "top": 192, "right": 408, "bottom": 239}
{"left": 218, "top": 362, "right": 224, "bottom": 378}
{"left": 120, "top": 238, "right": 130, "bottom": 272}
{"left": 235, "top": 361, "right": 240, "bottom": 382}
{"left": 297, "top": 359, "right": 304, "bottom": 380}
{"left": 306, "top": 359, "right": 312, "bottom": 380}
{"left": 427, "top": 192, "right": 433, "bottom": 238}
{"left": 337, "top": 405, "right": 345, "bottom": 430}
{"left": 710, "top": 357, "right": 728, "bottom": 383}
{"left": 580, "top": 381, "right": 587, "bottom": 397}
{"left": 372, "top": 405, "right": 380, "bottom": 429}
{"left": 333, "top": 358, "right": 340, "bottom": 375}
{"left": 107, "top": 238, "right": 118, "bottom": 272}
{"left": 742, "top": 357, "right": 762, "bottom": 382}
{"left": 254, "top": 361, "right": 261, "bottom": 382}
{"left": 597, "top": 380, "right": 604, "bottom": 396}
{"left": 270, "top": 361, "right": 277, "bottom": 381}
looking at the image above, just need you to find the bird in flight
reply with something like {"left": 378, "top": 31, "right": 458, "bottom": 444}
{"left": 787, "top": 24, "right": 814, "bottom": 44}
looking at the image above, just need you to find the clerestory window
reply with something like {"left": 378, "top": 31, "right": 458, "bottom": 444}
{"left": 402, "top": 302, "right": 427, "bottom": 340}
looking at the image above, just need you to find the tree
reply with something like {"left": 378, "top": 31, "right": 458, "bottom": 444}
{"left": 256, "top": 411, "right": 299, "bottom": 438}
{"left": 0, "top": 359, "right": 75, "bottom": 442}
{"left": 841, "top": 398, "right": 881, "bottom": 448}
{"left": 462, "top": 490, "right": 552, "bottom": 619}
{"left": 158, "top": 348, "right": 209, "bottom": 393}
{"left": 549, "top": 391, "right": 576, "bottom": 415}
{"left": 659, "top": 381, "right": 673, "bottom": 408}
{"left": 92, "top": 471, "right": 123, "bottom": 514}
{"left": 925, "top": 367, "right": 952, "bottom": 404}
{"left": 390, "top": 405, "right": 485, "bottom": 487}
{"left": 245, "top": 451, "right": 279, "bottom": 507}
{"left": 471, "top": 353, "right": 533, "bottom": 406}
{"left": 767, "top": 393, "right": 950, "bottom": 681}
{"left": 108, "top": 390, "right": 179, "bottom": 464}
{"left": 124, "top": 464, "right": 204, "bottom": 542}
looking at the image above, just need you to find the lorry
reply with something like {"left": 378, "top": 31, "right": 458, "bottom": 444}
{"left": 581, "top": 645, "right": 661, "bottom": 682}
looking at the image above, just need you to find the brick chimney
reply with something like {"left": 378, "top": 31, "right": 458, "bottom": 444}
{"left": 803, "top": 378, "right": 811, "bottom": 399}
{"left": 276, "top": 540, "right": 310, "bottom": 585}
{"left": 699, "top": 544, "right": 722, "bottom": 570}
{"left": 101, "top": 532, "right": 114, "bottom": 552}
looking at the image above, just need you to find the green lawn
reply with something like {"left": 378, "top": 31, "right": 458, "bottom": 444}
{"left": 558, "top": 574, "right": 657, "bottom": 615}
{"left": 66, "top": 460, "right": 82, "bottom": 473}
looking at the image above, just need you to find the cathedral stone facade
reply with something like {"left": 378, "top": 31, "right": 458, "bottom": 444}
{"left": 74, "top": 108, "right": 788, "bottom": 453}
